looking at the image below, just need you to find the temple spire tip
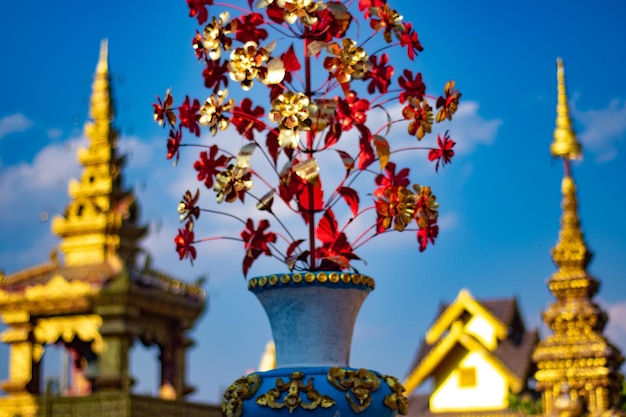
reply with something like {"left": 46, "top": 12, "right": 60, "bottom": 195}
{"left": 550, "top": 57, "right": 582, "bottom": 161}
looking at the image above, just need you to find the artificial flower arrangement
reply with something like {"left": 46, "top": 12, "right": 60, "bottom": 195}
{"left": 153, "top": 0, "right": 461, "bottom": 278}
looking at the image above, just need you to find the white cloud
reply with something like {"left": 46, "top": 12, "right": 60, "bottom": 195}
{"left": 444, "top": 101, "right": 502, "bottom": 155}
{"left": 437, "top": 211, "right": 459, "bottom": 232}
{"left": 0, "top": 113, "right": 33, "bottom": 140}
{"left": 572, "top": 98, "right": 626, "bottom": 162}
{"left": 605, "top": 300, "right": 626, "bottom": 354}
{"left": 46, "top": 128, "right": 63, "bottom": 140}
{"left": 0, "top": 138, "right": 83, "bottom": 214}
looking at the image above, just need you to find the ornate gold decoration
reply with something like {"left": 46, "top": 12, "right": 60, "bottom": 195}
{"left": 550, "top": 58, "right": 582, "bottom": 160}
{"left": 381, "top": 374, "right": 408, "bottom": 415}
{"left": 248, "top": 272, "right": 375, "bottom": 291}
{"left": 34, "top": 315, "right": 103, "bottom": 353}
{"left": 25, "top": 274, "right": 95, "bottom": 301}
{"left": 222, "top": 373, "right": 262, "bottom": 417}
{"left": 0, "top": 395, "right": 37, "bottom": 417}
{"left": 51, "top": 38, "right": 146, "bottom": 267}
{"left": 327, "top": 367, "right": 380, "bottom": 413}
{"left": 533, "top": 59, "right": 624, "bottom": 416}
{"left": 255, "top": 371, "right": 335, "bottom": 413}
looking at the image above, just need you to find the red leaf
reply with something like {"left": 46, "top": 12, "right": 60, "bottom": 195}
{"left": 282, "top": 45, "right": 301, "bottom": 72}
{"left": 357, "top": 125, "right": 375, "bottom": 170}
{"left": 286, "top": 239, "right": 306, "bottom": 259}
{"left": 336, "top": 149, "right": 355, "bottom": 172}
{"left": 339, "top": 187, "right": 359, "bottom": 217}
{"left": 316, "top": 210, "right": 339, "bottom": 244}
{"left": 323, "top": 120, "right": 342, "bottom": 149}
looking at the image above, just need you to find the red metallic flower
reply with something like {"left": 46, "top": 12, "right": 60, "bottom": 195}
{"left": 436, "top": 81, "right": 462, "bottom": 122}
{"left": 374, "top": 162, "right": 410, "bottom": 197}
{"left": 358, "top": 0, "right": 386, "bottom": 18}
{"left": 398, "top": 22, "right": 423, "bottom": 61}
{"left": 187, "top": 0, "right": 214, "bottom": 24}
{"left": 175, "top": 222, "right": 197, "bottom": 263}
{"left": 364, "top": 53, "right": 393, "bottom": 94}
{"left": 417, "top": 218, "right": 438, "bottom": 252}
{"left": 153, "top": 89, "right": 176, "bottom": 127}
{"left": 235, "top": 13, "right": 268, "bottom": 44}
{"left": 179, "top": 96, "right": 201, "bottom": 136}
{"left": 194, "top": 145, "right": 231, "bottom": 188}
{"left": 398, "top": 70, "right": 426, "bottom": 104}
{"left": 241, "top": 219, "right": 277, "bottom": 277}
{"left": 193, "top": 31, "right": 206, "bottom": 61}
{"left": 203, "top": 59, "right": 230, "bottom": 93}
{"left": 309, "top": 4, "right": 352, "bottom": 42}
{"left": 428, "top": 131, "right": 455, "bottom": 172}
{"left": 336, "top": 91, "right": 369, "bottom": 131}
{"left": 232, "top": 98, "right": 266, "bottom": 141}
{"left": 167, "top": 128, "right": 183, "bottom": 164}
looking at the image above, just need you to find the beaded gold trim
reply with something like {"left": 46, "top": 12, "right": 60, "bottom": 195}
{"left": 248, "top": 272, "right": 375, "bottom": 290}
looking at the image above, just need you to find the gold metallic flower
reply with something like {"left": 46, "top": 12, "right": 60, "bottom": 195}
{"left": 228, "top": 41, "right": 272, "bottom": 91}
{"left": 369, "top": 5, "right": 404, "bottom": 43}
{"left": 324, "top": 38, "right": 372, "bottom": 84}
{"left": 414, "top": 184, "right": 439, "bottom": 228}
{"left": 269, "top": 91, "right": 315, "bottom": 148}
{"left": 214, "top": 164, "right": 253, "bottom": 203}
{"left": 202, "top": 11, "right": 236, "bottom": 61}
{"left": 256, "top": 0, "right": 326, "bottom": 25}
{"left": 402, "top": 98, "right": 433, "bottom": 140}
{"left": 376, "top": 186, "right": 417, "bottom": 231}
{"left": 199, "top": 89, "right": 235, "bottom": 136}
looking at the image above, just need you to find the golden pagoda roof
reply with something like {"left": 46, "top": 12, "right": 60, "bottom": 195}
{"left": 404, "top": 289, "right": 538, "bottom": 395}
{"left": 51, "top": 39, "right": 147, "bottom": 268}
{"left": 0, "top": 40, "right": 206, "bottom": 320}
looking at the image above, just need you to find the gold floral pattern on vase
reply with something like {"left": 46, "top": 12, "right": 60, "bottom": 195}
{"left": 327, "top": 367, "right": 381, "bottom": 413}
{"left": 381, "top": 375, "right": 408, "bottom": 415}
{"left": 255, "top": 371, "right": 335, "bottom": 413}
{"left": 222, "top": 373, "right": 262, "bottom": 417}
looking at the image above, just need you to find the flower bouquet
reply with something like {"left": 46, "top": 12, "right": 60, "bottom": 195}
{"left": 153, "top": 0, "right": 461, "bottom": 278}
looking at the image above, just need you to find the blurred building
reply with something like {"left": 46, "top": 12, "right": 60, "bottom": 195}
{"left": 0, "top": 41, "right": 219, "bottom": 417}
{"left": 403, "top": 289, "right": 538, "bottom": 417}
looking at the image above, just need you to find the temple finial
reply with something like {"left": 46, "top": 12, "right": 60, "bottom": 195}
{"left": 550, "top": 58, "right": 590, "bottom": 272}
{"left": 96, "top": 39, "right": 108, "bottom": 75}
{"left": 88, "top": 39, "right": 113, "bottom": 124}
{"left": 550, "top": 58, "right": 582, "bottom": 160}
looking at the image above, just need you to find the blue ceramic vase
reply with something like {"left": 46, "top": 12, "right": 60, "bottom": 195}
{"left": 221, "top": 272, "right": 408, "bottom": 417}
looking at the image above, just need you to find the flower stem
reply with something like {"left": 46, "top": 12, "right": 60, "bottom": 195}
{"left": 304, "top": 27, "right": 317, "bottom": 270}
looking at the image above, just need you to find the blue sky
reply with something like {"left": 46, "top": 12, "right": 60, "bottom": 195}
{"left": 1, "top": 0, "right": 626, "bottom": 404}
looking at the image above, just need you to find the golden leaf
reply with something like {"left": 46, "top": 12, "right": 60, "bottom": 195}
{"left": 373, "top": 135, "right": 390, "bottom": 170}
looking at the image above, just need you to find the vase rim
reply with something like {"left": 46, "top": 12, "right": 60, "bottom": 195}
{"left": 248, "top": 271, "right": 375, "bottom": 293}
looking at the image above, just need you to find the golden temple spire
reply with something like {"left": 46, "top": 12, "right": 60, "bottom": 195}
{"left": 533, "top": 59, "right": 624, "bottom": 417}
{"left": 550, "top": 58, "right": 590, "bottom": 275}
{"left": 52, "top": 40, "right": 146, "bottom": 267}
{"left": 550, "top": 58, "right": 582, "bottom": 160}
